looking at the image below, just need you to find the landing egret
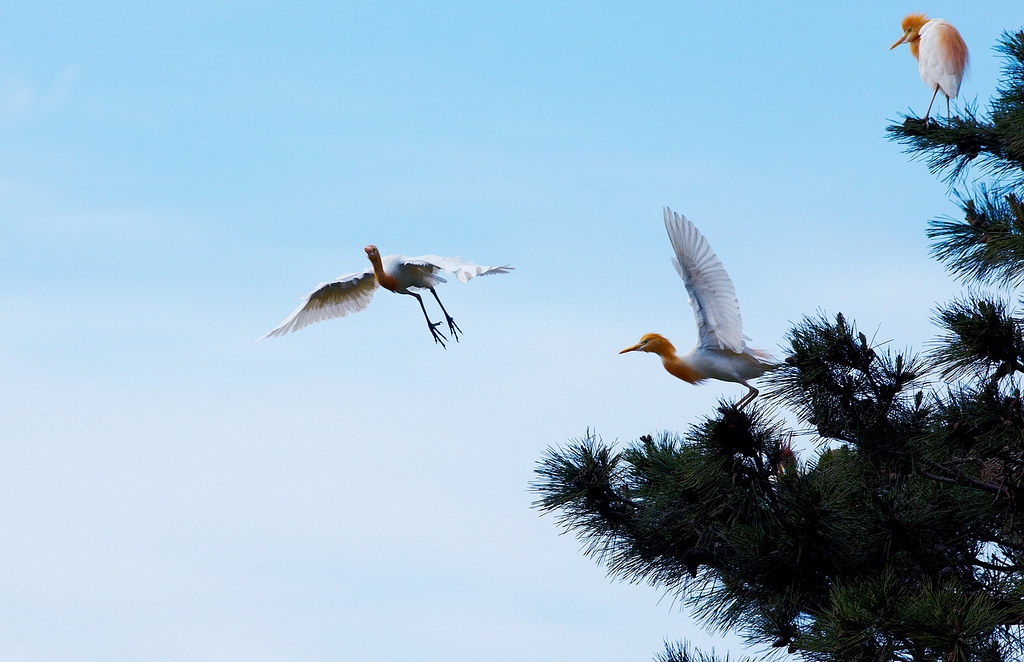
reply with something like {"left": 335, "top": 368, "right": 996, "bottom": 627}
{"left": 620, "top": 208, "right": 774, "bottom": 410}
{"left": 890, "top": 13, "right": 968, "bottom": 124}
{"left": 262, "top": 246, "right": 513, "bottom": 347}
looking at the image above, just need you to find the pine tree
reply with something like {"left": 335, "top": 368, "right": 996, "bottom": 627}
{"left": 533, "top": 30, "right": 1024, "bottom": 661}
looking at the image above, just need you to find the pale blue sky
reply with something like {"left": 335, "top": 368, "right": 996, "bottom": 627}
{"left": 1, "top": 2, "right": 1020, "bottom": 660}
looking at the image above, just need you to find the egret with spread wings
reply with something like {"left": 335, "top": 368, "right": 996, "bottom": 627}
{"left": 262, "top": 245, "right": 513, "bottom": 347}
{"left": 620, "top": 208, "right": 774, "bottom": 409}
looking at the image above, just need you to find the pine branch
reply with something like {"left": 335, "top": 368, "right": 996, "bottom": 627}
{"left": 929, "top": 294, "right": 1024, "bottom": 380}
{"left": 655, "top": 641, "right": 756, "bottom": 662}
{"left": 972, "top": 557, "right": 1022, "bottom": 573}
{"left": 915, "top": 456, "right": 1011, "bottom": 499}
{"left": 767, "top": 313, "right": 926, "bottom": 455}
{"left": 887, "top": 109, "right": 1009, "bottom": 185}
{"left": 928, "top": 190, "right": 1024, "bottom": 286}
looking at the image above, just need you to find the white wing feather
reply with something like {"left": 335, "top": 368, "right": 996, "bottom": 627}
{"left": 663, "top": 207, "right": 747, "bottom": 353}
{"left": 410, "top": 255, "right": 515, "bottom": 283}
{"left": 260, "top": 269, "right": 378, "bottom": 339}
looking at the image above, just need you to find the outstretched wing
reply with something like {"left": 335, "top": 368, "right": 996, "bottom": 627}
{"left": 260, "top": 269, "right": 378, "bottom": 339}
{"left": 663, "top": 207, "right": 746, "bottom": 353}
{"left": 410, "top": 255, "right": 514, "bottom": 283}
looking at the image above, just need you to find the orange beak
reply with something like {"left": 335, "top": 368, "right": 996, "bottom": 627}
{"left": 890, "top": 34, "right": 908, "bottom": 50}
{"left": 619, "top": 343, "right": 642, "bottom": 354}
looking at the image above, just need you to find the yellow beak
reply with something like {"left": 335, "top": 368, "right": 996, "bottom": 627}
{"left": 619, "top": 343, "right": 642, "bottom": 354}
{"left": 890, "top": 34, "right": 908, "bottom": 50}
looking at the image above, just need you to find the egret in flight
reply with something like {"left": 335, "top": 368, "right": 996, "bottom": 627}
{"left": 620, "top": 208, "right": 774, "bottom": 410}
{"left": 890, "top": 13, "right": 968, "bottom": 124}
{"left": 262, "top": 246, "right": 513, "bottom": 347}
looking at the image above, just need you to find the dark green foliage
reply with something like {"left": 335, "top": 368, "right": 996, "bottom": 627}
{"left": 931, "top": 294, "right": 1024, "bottom": 381}
{"left": 886, "top": 106, "right": 1009, "bottom": 186}
{"left": 534, "top": 25, "right": 1024, "bottom": 662}
{"left": 655, "top": 641, "right": 754, "bottom": 662}
{"left": 800, "top": 575, "right": 1014, "bottom": 662}
{"left": 928, "top": 190, "right": 1024, "bottom": 286}
{"left": 772, "top": 313, "right": 926, "bottom": 453}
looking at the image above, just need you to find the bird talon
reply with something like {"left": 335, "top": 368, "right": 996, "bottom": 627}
{"left": 446, "top": 317, "right": 462, "bottom": 341}
{"left": 426, "top": 320, "right": 448, "bottom": 347}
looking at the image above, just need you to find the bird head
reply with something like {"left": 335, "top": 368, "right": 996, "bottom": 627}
{"left": 364, "top": 245, "right": 379, "bottom": 258}
{"left": 620, "top": 333, "right": 675, "bottom": 356}
{"left": 890, "top": 13, "right": 928, "bottom": 51}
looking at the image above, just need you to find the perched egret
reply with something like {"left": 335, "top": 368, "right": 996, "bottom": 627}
{"left": 620, "top": 208, "right": 775, "bottom": 410}
{"left": 262, "top": 246, "right": 513, "bottom": 347}
{"left": 890, "top": 13, "right": 968, "bottom": 124}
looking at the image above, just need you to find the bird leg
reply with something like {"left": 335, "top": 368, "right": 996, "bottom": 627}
{"left": 403, "top": 291, "right": 447, "bottom": 348}
{"left": 429, "top": 287, "right": 462, "bottom": 342}
{"left": 923, "top": 87, "right": 940, "bottom": 126}
{"left": 735, "top": 384, "right": 759, "bottom": 411}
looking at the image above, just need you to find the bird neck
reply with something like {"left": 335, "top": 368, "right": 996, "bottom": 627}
{"left": 662, "top": 353, "right": 704, "bottom": 384}
{"left": 901, "top": 13, "right": 928, "bottom": 60}
{"left": 366, "top": 252, "right": 396, "bottom": 290}
{"left": 646, "top": 340, "right": 703, "bottom": 384}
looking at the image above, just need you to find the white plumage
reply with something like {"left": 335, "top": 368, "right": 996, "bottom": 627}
{"left": 261, "top": 271, "right": 378, "bottom": 339}
{"left": 665, "top": 207, "right": 747, "bottom": 354}
{"left": 917, "top": 19, "right": 965, "bottom": 101}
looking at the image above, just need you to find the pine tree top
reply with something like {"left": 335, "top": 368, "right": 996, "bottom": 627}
{"left": 535, "top": 24, "right": 1024, "bottom": 662}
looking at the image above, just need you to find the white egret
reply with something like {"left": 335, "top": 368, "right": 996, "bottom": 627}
{"left": 620, "top": 208, "right": 775, "bottom": 409}
{"left": 262, "top": 245, "right": 513, "bottom": 347}
{"left": 890, "top": 14, "right": 968, "bottom": 124}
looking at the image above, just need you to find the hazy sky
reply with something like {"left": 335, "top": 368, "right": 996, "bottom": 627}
{"left": 1, "top": 2, "right": 1020, "bottom": 660}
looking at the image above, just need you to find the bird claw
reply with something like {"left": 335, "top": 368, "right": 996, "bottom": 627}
{"left": 445, "top": 316, "right": 462, "bottom": 342}
{"left": 428, "top": 321, "right": 448, "bottom": 348}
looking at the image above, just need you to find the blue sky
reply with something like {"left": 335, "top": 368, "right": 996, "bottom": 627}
{"left": 1, "top": 2, "right": 1020, "bottom": 660}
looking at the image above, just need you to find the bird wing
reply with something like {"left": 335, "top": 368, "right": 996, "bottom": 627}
{"left": 663, "top": 207, "right": 747, "bottom": 353}
{"left": 260, "top": 269, "right": 378, "bottom": 339}
{"left": 409, "top": 255, "right": 515, "bottom": 283}
{"left": 918, "top": 19, "right": 968, "bottom": 99}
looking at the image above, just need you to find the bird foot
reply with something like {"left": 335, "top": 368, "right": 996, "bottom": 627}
{"left": 428, "top": 321, "right": 448, "bottom": 348}
{"left": 734, "top": 387, "right": 758, "bottom": 411}
{"left": 445, "top": 316, "right": 462, "bottom": 342}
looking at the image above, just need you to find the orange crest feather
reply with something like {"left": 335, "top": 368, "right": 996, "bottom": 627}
{"left": 901, "top": 13, "right": 928, "bottom": 33}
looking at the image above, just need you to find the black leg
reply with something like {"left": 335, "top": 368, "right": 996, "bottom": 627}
{"left": 736, "top": 384, "right": 758, "bottom": 411}
{"left": 402, "top": 291, "right": 447, "bottom": 348}
{"left": 429, "top": 288, "right": 462, "bottom": 342}
{"left": 924, "top": 87, "right": 939, "bottom": 126}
